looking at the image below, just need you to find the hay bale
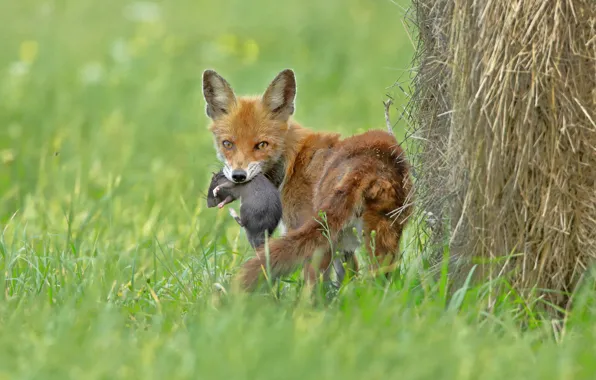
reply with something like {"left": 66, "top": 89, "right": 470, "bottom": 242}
{"left": 408, "top": 0, "right": 596, "bottom": 309}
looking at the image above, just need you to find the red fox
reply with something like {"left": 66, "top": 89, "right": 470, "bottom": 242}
{"left": 202, "top": 69, "right": 413, "bottom": 290}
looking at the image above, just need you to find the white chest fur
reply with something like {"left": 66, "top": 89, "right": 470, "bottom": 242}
{"left": 278, "top": 220, "right": 287, "bottom": 236}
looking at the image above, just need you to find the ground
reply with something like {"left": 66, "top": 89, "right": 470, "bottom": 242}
{"left": 0, "top": 0, "right": 595, "bottom": 378}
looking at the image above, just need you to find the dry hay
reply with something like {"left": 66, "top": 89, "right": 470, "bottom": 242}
{"left": 406, "top": 0, "right": 596, "bottom": 310}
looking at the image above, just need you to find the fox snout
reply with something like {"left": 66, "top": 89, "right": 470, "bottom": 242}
{"left": 222, "top": 164, "right": 251, "bottom": 183}
{"left": 222, "top": 161, "right": 263, "bottom": 183}
{"left": 231, "top": 169, "right": 247, "bottom": 183}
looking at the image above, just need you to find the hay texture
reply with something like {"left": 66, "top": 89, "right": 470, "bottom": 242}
{"left": 409, "top": 0, "right": 596, "bottom": 307}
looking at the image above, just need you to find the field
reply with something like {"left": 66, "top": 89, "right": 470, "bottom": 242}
{"left": 1, "top": 0, "right": 595, "bottom": 378}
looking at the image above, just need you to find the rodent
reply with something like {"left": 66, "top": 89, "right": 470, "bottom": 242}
{"left": 206, "top": 171, "right": 282, "bottom": 249}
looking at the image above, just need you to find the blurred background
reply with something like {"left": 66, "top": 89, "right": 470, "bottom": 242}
{"left": 0, "top": 0, "right": 414, "bottom": 270}
{"left": 1, "top": 2, "right": 593, "bottom": 378}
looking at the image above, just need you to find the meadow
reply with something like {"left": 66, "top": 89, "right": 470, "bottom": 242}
{"left": 1, "top": 0, "right": 595, "bottom": 378}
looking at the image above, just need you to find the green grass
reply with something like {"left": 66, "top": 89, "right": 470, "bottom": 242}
{"left": 1, "top": 0, "right": 596, "bottom": 378}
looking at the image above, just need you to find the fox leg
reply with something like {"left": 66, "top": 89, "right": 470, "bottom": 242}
{"left": 305, "top": 250, "right": 359, "bottom": 289}
{"left": 331, "top": 256, "right": 346, "bottom": 286}
{"left": 302, "top": 248, "right": 333, "bottom": 286}
{"left": 333, "top": 218, "right": 362, "bottom": 284}
{"left": 332, "top": 251, "right": 359, "bottom": 285}
{"left": 362, "top": 210, "right": 405, "bottom": 279}
{"left": 304, "top": 226, "right": 356, "bottom": 286}
{"left": 345, "top": 252, "right": 360, "bottom": 274}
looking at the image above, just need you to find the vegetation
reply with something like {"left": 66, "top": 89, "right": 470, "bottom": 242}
{"left": 1, "top": 0, "right": 595, "bottom": 378}
{"left": 409, "top": 0, "right": 596, "bottom": 310}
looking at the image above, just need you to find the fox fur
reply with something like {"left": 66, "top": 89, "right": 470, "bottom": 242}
{"left": 202, "top": 68, "right": 413, "bottom": 290}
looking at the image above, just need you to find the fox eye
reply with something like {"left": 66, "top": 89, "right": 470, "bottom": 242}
{"left": 222, "top": 140, "right": 233, "bottom": 149}
{"left": 255, "top": 141, "right": 268, "bottom": 150}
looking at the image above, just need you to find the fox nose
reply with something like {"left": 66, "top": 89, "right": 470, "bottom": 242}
{"left": 231, "top": 169, "right": 247, "bottom": 183}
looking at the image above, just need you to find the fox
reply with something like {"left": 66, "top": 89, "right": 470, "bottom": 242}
{"left": 202, "top": 68, "right": 413, "bottom": 290}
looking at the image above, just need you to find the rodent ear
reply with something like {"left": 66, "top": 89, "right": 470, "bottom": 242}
{"left": 203, "top": 69, "right": 237, "bottom": 120}
{"left": 262, "top": 69, "right": 296, "bottom": 121}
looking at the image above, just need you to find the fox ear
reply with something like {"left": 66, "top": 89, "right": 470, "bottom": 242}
{"left": 203, "top": 70, "right": 237, "bottom": 120}
{"left": 262, "top": 69, "right": 296, "bottom": 121}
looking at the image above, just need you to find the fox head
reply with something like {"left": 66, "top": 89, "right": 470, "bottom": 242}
{"left": 202, "top": 69, "right": 296, "bottom": 183}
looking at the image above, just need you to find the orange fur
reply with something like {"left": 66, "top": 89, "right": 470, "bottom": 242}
{"left": 202, "top": 69, "right": 413, "bottom": 290}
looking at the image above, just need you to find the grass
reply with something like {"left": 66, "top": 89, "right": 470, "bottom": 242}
{"left": 1, "top": 0, "right": 596, "bottom": 379}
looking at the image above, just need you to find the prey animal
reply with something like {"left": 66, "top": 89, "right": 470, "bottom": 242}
{"left": 206, "top": 171, "right": 282, "bottom": 249}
